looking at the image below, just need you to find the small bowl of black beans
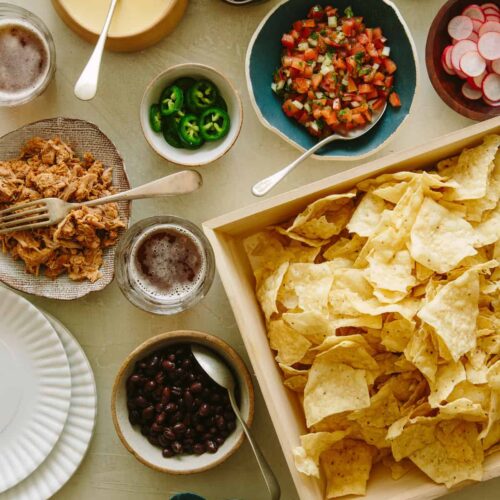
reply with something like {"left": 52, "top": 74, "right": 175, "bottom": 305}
{"left": 111, "top": 330, "right": 254, "bottom": 474}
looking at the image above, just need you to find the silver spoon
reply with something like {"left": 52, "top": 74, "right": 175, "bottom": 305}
{"left": 191, "top": 344, "right": 281, "bottom": 500}
{"left": 252, "top": 102, "right": 387, "bottom": 197}
{"left": 74, "top": 0, "right": 118, "bottom": 100}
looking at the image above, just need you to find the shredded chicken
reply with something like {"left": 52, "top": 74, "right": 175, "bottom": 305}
{"left": 0, "top": 137, "right": 125, "bottom": 282}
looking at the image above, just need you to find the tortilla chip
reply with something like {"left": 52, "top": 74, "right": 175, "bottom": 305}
{"left": 428, "top": 361, "right": 466, "bottom": 408}
{"left": 256, "top": 261, "right": 288, "bottom": 320}
{"left": 410, "top": 197, "right": 477, "bottom": 273}
{"left": 382, "top": 455, "right": 412, "bottom": 480}
{"left": 268, "top": 319, "right": 311, "bottom": 366}
{"left": 440, "top": 135, "right": 500, "bottom": 201}
{"left": 389, "top": 420, "right": 436, "bottom": 461}
{"left": 409, "top": 420, "right": 483, "bottom": 488}
{"left": 473, "top": 204, "right": 500, "bottom": 248}
{"left": 304, "top": 360, "right": 370, "bottom": 427}
{"left": 293, "top": 430, "right": 350, "bottom": 477}
{"left": 418, "top": 270, "right": 480, "bottom": 361}
{"left": 381, "top": 317, "right": 415, "bottom": 353}
{"left": 282, "top": 311, "right": 332, "bottom": 345}
{"left": 366, "top": 249, "right": 416, "bottom": 293}
{"left": 347, "top": 192, "right": 386, "bottom": 237}
{"left": 320, "top": 439, "right": 373, "bottom": 498}
{"left": 316, "top": 340, "right": 378, "bottom": 370}
{"left": 404, "top": 327, "right": 438, "bottom": 384}
{"left": 323, "top": 234, "right": 366, "bottom": 261}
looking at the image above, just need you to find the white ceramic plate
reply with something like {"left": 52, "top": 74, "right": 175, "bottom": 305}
{"left": 0, "top": 287, "right": 71, "bottom": 493}
{"left": 2, "top": 313, "right": 97, "bottom": 500}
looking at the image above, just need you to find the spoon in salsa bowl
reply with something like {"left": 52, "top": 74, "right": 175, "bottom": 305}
{"left": 252, "top": 101, "right": 387, "bottom": 197}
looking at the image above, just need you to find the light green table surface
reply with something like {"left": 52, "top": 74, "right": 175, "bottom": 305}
{"left": 0, "top": 1, "right": 498, "bottom": 499}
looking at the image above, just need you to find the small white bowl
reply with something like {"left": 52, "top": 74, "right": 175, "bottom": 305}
{"left": 140, "top": 64, "right": 243, "bottom": 167}
{"left": 111, "top": 330, "right": 254, "bottom": 474}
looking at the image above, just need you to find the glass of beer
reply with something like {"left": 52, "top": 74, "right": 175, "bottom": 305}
{"left": 115, "top": 216, "right": 216, "bottom": 315}
{"left": 0, "top": 4, "right": 56, "bottom": 106}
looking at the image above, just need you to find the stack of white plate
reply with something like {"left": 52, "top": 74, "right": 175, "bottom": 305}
{"left": 0, "top": 285, "right": 97, "bottom": 500}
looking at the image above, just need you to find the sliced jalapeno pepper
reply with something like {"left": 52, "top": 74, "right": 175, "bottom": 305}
{"left": 165, "top": 110, "right": 186, "bottom": 131}
{"left": 215, "top": 95, "right": 228, "bottom": 111}
{"left": 162, "top": 120, "right": 183, "bottom": 149}
{"left": 149, "top": 104, "right": 162, "bottom": 133}
{"left": 186, "top": 80, "right": 219, "bottom": 112}
{"left": 173, "top": 77, "right": 196, "bottom": 92}
{"left": 199, "top": 107, "right": 230, "bottom": 142}
{"left": 160, "top": 84, "right": 184, "bottom": 116}
{"left": 178, "top": 114, "right": 204, "bottom": 149}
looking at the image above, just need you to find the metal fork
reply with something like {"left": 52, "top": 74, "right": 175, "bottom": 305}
{"left": 0, "top": 170, "right": 202, "bottom": 234}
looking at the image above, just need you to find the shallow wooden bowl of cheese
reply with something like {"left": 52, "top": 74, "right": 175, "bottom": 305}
{"left": 52, "top": 0, "right": 188, "bottom": 52}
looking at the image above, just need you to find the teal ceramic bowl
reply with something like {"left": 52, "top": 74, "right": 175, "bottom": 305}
{"left": 246, "top": 0, "right": 418, "bottom": 160}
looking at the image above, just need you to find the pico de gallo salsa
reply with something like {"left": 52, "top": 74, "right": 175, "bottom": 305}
{"left": 272, "top": 4, "right": 401, "bottom": 138}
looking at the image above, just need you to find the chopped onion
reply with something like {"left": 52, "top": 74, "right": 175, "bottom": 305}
{"left": 381, "top": 46, "right": 391, "bottom": 57}
{"left": 292, "top": 100, "right": 304, "bottom": 110}
{"left": 328, "top": 16, "right": 337, "bottom": 27}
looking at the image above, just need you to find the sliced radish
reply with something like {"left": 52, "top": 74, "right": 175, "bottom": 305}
{"left": 460, "top": 50, "right": 487, "bottom": 76}
{"left": 457, "top": 68, "right": 469, "bottom": 79}
{"left": 473, "top": 70, "right": 487, "bottom": 87}
{"left": 467, "top": 76, "right": 480, "bottom": 89}
{"left": 467, "top": 31, "right": 480, "bottom": 42}
{"left": 472, "top": 18, "right": 483, "bottom": 32}
{"left": 486, "top": 14, "right": 500, "bottom": 21}
{"left": 478, "top": 31, "right": 500, "bottom": 59}
{"left": 478, "top": 20, "right": 500, "bottom": 36}
{"left": 442, "top": 46, "right": 455, "bottom": 74}
{"left": 492, "top": 58, "right": 500, "bottom": 74}
{"left": 462, "top": 81, "right": 483, "bottom": 99}
{"left": 448, "top": 15, "right": 474, "bottom": 40}
{"left": 481, "top": 3, "right": 500, "bottom": 13}
{"left": 451, "top": 39, "right": 478, "bottom": 70}
{"left": 463, "top": 4, "right": 486, "bottom": 21}
{"left": 483, "top": 7, "right": 500, "bottom": 15}
{"left": 483, "top": 96, "right": 500, "bottom": 106}
{"left": 483, "top": 72, "right": 500, "bottom": 100}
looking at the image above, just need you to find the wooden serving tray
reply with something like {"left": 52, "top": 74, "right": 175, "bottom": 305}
{"left": 203, "top": 116, "right": 500, "bottom": 500}
{"left": 52, "top": 0, "right": 188, "bottom": 52}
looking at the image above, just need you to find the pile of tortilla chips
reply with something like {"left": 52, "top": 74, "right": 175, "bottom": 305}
{"left": 244, "top": 135, "right": 500, "bottom": 498}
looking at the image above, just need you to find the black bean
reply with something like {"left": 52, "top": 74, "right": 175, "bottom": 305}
{"left": 162, "top": 447, "right": 175, "bottom": 458}
{"left": 201, "top": 388, "right": 211, "bottom": 400}
{"left": 142, "top": 405, "right": 155, "bottom": 421}
{"left": 198, "top": 403, "right": 211, "bottom": 416}
{"left": 129, "top": 409, "right": 140, "bottom": 425}
{"left": 127, "top": 374, "right": 141, "bottom": 388}
{"left": 193, "top": 443, "right": 205, "bottom": 455}
{"left": 165, "top": 402, "right": 177, "bottom": 414}
{"left": 162, "top": 360, "right": 175, "bottom": 372}
{"left": 147, "top": 435, "right": 159, "bottom": 446}
{"left": 167, "top": 354, "right": 176, "bottom": 363}
{"left": 156, "top": 412, "right": 167, "bottom": 425}
{"left": 173, "top": 422, "right": 186, "bottom": 436}
{"left": 155, "top": 372, "right": 166, "bottom": 385}
{"left": 163, "top": 428, "right": 176, "bottom": 441}
{"left": 135, "top": 396, "right": 148, "bottom": 409}
{"left": 215, "top": 437, "right": 225, "bottom": 447}
{"left": 205, "top": 440, "right": 217, "bottom": 454}
{"left": 190, "top": 382, "right": 203, "bottom": 394}
{"left": 171, "top": 441, "right": 183, "bottom": 454}
{"left": 151, "top": 423, "right": 163, "bottom": 434}
{"left": 154, "top": 403, "right": 164, "bottom": 413}
{"left": 172, "top": 385, "right": 182, "bottom": 397}
{"left": 158, "top": 435, "right": 168, "bottom": 447}
{"left": 162, "top": 387, "right": 172, "bottom": 402}
{"left": 127, "top": 399, "right": 137, "bottom": 411}
{"left": 144, "top": 380, "right": 156, "bottom": 393}
{"left": 141, "top": 425, "right": 150, "bottom": 436}
{"left": 215, "top": 415, "right": 226, "bottom": 430}
{"left": 183, "top": 390, "right": 194, "bottom": 408}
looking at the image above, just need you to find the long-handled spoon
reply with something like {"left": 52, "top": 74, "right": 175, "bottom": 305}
{"left": 74, "top": 0, "right": 119, "bottom": 100}
{"left": 191, "top": 345, "right": 281, "bottom": 500}
{"left": 252, "top": 102, "right": 387, "bottom": 197}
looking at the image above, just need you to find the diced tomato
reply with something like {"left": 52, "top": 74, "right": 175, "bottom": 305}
{"left": 293, "top": 21, "right": 303, "bottom": 32}
{"left": 282, "top": 55, "right": 293, "bottom": 67}
{"left": 281, "top": 34, "right": 295, "bottom": 49}
{"left": 358, "top": 84, "right": 375, "bottom": 94}
{"left": 346, "top": 56, "right": 357, "bottom": 74}
{"left": 303, "top": 65, "right": 313, "bottom": 78}
{"left": 291, "top": 29, "right": 300, "bottom": 40}
{"left": 384, "top": 76, "right": 394, "bottom": 89}
{"left": 304, "top": 48, "right": 318, "bottom": 61}
{"left": 301, "top": 27, "right": 313, "bottom": 39}
{"left": 338, "top": 108, "right": 353, "bottom": 123}
{"left": 332, "top": 98, "right": 341, "bottom": 110}
{"left": 365, "top": 90, "right": 378, "bottom": 100}
{"left": 347, "top": 77, "right": 358, "bottom": 93}
{"left": 365, "top": 28, "right": 373, "bottom": 43}
{"left": 357, "top": 33, "right": 369, "bottom": 45}
{"left": 374, "top": 38, "right": 385, "bottom": 50}
{"left": 352, "top": 43, "right": 365, "bottom": 55}
{"left": 311, "top": 73, "right": 323, "bottom": 90}
{"left": 389, "top": 91, "right": 401, "bottom": 107}
{"left": 303, "top": 19, "right": 316, "bottom": 28}
{"left": 320, "top": 73, "right": 336, "bottom": 92}
{"left": 384, "top": 58, "right": 397, "bottom": 74}
{"left": 371, "top": 98, "right": 385, "bottom": 110}
{"left": 364, "top": 109, "right": 373, "bottom": 122}
{"left": 352, "top": 113, "right": 366, "bottom": 126}
{"left": 334, "top": 57, "right": 347, "bottom": 70}
{"left": 291, "top": 58, "right": 306, "bottom": 71}
{"left": 312, "top": 107, "right": 322, "bottom": 120}
{"left": 342, "top": 19, "right": 355, "bottom": 36}
{"left": 297, "top": 110, "right": 309, "bottom": 124}
{"left": 308, "top": 4, "right": 325, "bottom": 21}
{"left": 294, "top": 77, "right": 311, "bottom": 93}
{"left": 324, "top": 6, "right": 337, "bottom": 17}
{"left": 321, "top": 108, "right": 339, "bottom": 126}
{"left": 282, "top": 99, "right": 299, "bottom": 117}
{"left": 373, "top": 27, "right": 383, "bottom": 39}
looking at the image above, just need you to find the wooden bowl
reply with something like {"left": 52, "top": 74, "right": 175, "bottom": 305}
{"left": 52, "top": 0, "right": 188, "bottom": 52}
{"left": 425, "top": 0, "right": 500, "bottom": 121}
{"left": 111, "top": 330, "right": 254, "bottom": 474}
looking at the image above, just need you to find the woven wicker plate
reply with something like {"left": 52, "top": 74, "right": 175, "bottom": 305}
{"left": 0, "top": 117, "right": 131, "bottom": 300}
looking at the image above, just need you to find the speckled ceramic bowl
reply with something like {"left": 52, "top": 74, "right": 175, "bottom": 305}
{"left": 246, "top": 0, "right": 418, "bottom": 160}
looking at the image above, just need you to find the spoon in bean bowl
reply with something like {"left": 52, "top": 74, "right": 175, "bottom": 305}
{"left": 191, "top": 344, "right": 281, "bottom": 500}
{"left": 252, "top": 101, "right": 387, "bottom": 197}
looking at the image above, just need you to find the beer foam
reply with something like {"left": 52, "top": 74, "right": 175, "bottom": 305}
{"left": 0, "top": 19, "right": 50, "bottom": 101}
{"left": 129, "top": 224, "right": 206, "bottom": 303}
